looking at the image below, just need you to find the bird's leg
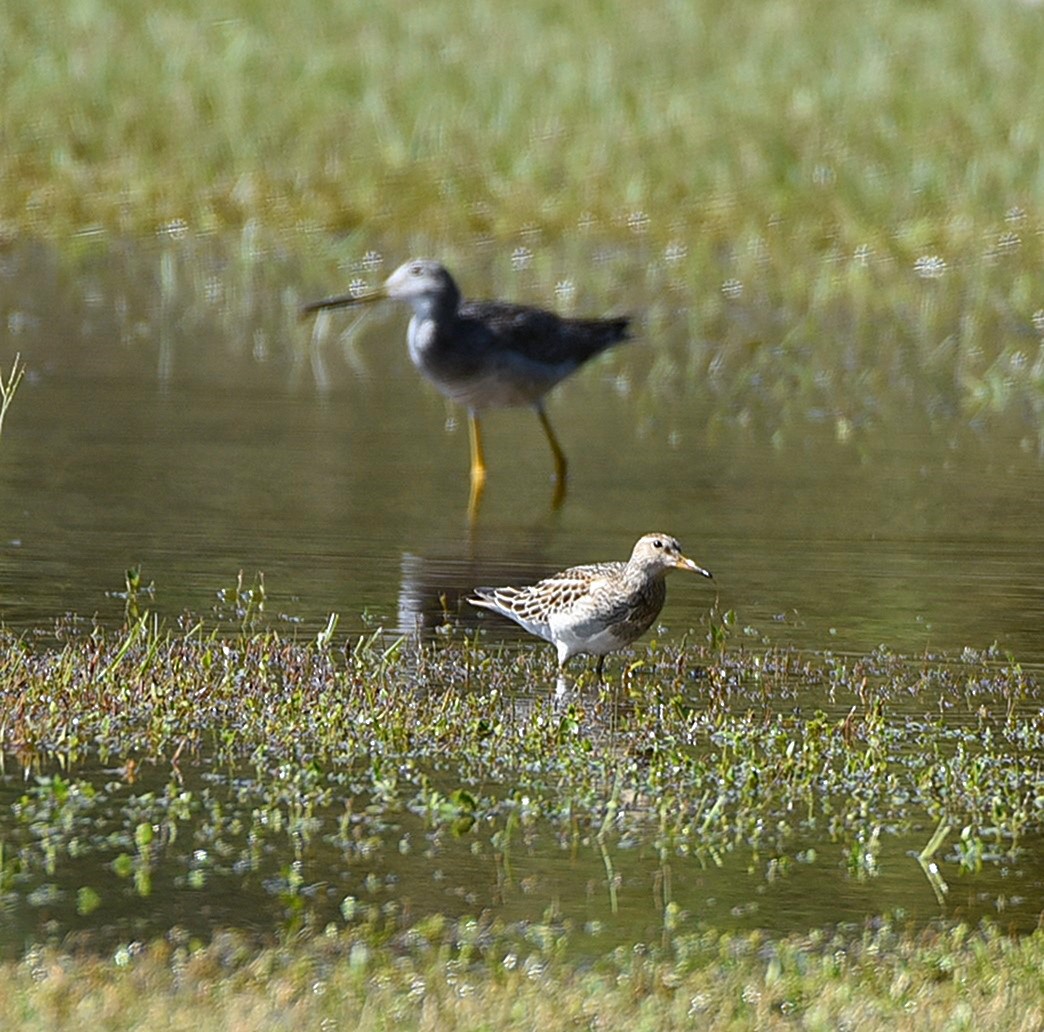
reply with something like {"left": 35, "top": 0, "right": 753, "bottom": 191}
{"left": 535, "top": 403, "right": 568, "bottom": 510}
{"left": 468, "top": 411, "right": 488, "bottom": 486}
{"left": 467, "top": 412, "right": 487, "bottom": 523}
{"left": 535, "top": 404, "right": 568, "bottom": 481}
{"left": 595, "top": 655, "right": 606, "bottom": 682}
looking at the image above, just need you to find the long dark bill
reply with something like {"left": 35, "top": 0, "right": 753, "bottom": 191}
{"left": 299, "top": 288, "right": 386, "bottom": 320}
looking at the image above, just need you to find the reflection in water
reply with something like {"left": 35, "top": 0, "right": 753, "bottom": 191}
{"left": 0, "top": 236, "right": 1042, "bottom": 956}
{"left": 0, "top": 237, "right": 1041, "bottom": 664}
{"left": 397, "top": 551, "right": 458, "bottom": 638}
{"left": 397, "top": 547, "right": 568, "bottom": 641}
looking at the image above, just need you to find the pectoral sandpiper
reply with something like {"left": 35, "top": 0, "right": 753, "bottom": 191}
{"left": 469, "top": 533, "right": 712, "bottom": 677}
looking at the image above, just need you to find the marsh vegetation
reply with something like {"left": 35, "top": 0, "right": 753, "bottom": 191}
{"left": 1, "top": 0, "right": 1042, "bottom": 1027}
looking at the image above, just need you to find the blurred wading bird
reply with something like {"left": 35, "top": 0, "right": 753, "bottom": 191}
{"left": 301, "top": 260, "right": 630, "bottom": 520}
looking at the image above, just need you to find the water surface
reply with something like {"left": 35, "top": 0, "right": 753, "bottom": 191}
{"left": 1, "top": 238, "right": 1040, "bottom": 665}
{"left": 0, "top": 236, "right": 1041, "bottom": 955}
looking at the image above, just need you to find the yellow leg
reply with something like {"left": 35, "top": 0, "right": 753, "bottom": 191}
{"left": 535, "top": 404, "right": 568, "bottom": 482}
{"left": 467, "top": 412, "right": 487, "bottom": 523}
{"left": 536, "top": 404, "right": 568, "bottom": 510}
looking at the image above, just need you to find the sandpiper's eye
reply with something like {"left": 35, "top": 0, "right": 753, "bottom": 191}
{"left": 652, "top": 539, "right": 663, "bottom": 549}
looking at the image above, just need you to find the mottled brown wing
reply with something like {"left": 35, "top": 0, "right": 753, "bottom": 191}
{"left": 472, "top": 561, "right": 622, "bottom": 627}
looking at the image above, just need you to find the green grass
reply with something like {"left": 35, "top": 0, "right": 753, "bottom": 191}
{"left": 1, "top": 618, "right": 1040, "bottom": 953}
{"left": 3, "top": 0, "right": 1041, "bottom": 441}
{"left": 3, "top": 0, "right": 1042, "bottom": 243}
{"left": 2, "top": 3, "right": 1043, "bottom": 1019}
{"left": 0, "top": 354, "right": 25, "bottom": 443}
{"left": 1, "top": 920, "right": 1042, "bottom": 1031}
{"left": 3, "top": 620, "right": 1038, "bottom": 857}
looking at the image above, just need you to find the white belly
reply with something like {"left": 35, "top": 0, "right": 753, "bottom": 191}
{"left": 548, "top": 613, "right": 623, "bottom": 659}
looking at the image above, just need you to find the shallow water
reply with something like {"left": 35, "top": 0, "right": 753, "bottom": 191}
{"left": 0, "top": 758, "right": 1039, "bottom": 959}
{"left": 0, "top": 236, "right": 1041, "bottom": 954}
{"left": 0, "top": 238, "right": 1041, "bottom": 665}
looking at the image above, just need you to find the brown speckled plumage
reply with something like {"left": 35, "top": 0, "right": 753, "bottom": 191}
{"left": 469, "top": 534, "right": 713, "bottom": 677}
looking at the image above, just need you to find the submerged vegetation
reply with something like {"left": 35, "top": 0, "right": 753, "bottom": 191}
{"left": 0, "top": 617, "right": 1041, "bottom": 1025}
{"left": 1, "top": 619, "right": 1040, "bottom": 936}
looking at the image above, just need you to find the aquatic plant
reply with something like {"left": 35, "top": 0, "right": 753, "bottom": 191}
{"left": 0, "top": 618, "right": 1039, "bottom": 952}
{"left": 0, "top": 354, "right": 25, "bottom": 444}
